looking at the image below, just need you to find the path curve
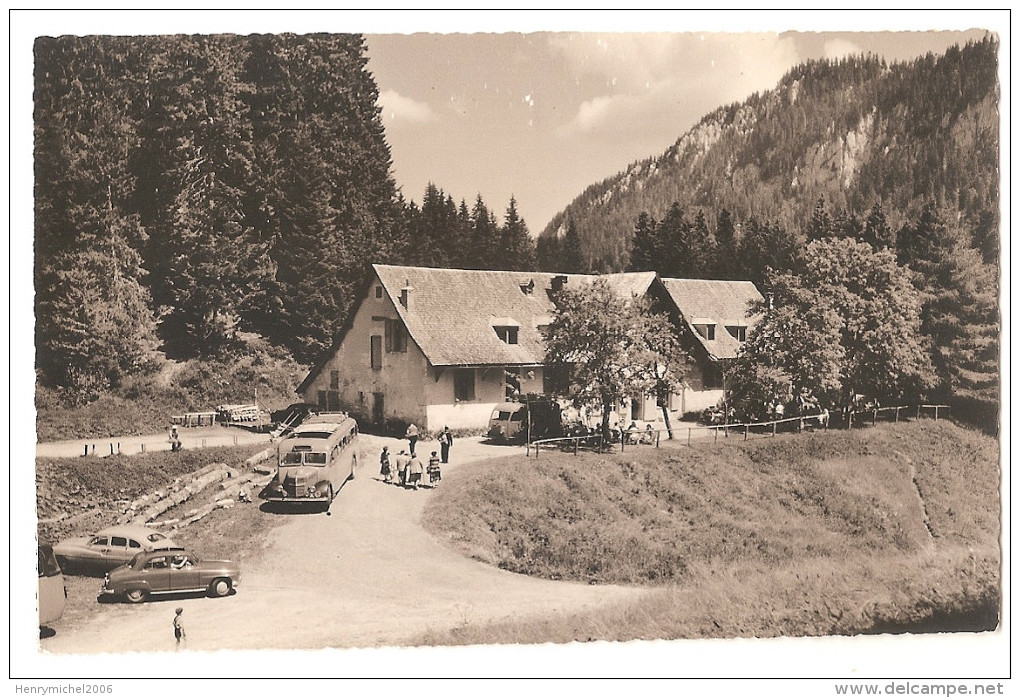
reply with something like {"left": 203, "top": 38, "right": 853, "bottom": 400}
{"left": 41, "top": 435, "right": 645, "bottom": 654}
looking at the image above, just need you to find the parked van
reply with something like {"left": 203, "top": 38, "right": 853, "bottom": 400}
{"left": 38, "top": 544, "right": 66, "bottom": 628}
{"left": 487, "top": 396, "right": 563, "bottom": 444}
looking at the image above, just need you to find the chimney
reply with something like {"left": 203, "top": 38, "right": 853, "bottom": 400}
{"left": 520, "top": 279, "right": 535, "bottom": 295}
{"left": 400, "top": 280, "right": 414, "bottom": 312}
{"left": 551, "top": 275, "right": 568, "bottom": 293}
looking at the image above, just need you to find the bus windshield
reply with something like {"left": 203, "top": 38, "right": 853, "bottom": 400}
{"left": 282, "top": 451, "right": 327, "bottom": 466}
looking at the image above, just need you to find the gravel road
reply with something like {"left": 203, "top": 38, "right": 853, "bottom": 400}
{"left": 40, "top": 434, "right": 644, "bottom": 654}
{"left": 36, "top": 426, "right": 273, "bottom": 459}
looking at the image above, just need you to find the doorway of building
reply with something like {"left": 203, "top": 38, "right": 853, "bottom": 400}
{"left": 372, "top": 392, "right": 384, "bottom": 425}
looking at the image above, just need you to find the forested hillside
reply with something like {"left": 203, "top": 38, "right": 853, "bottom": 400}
{"left": 34, "top": 33, "right": 535, "bottom": 407}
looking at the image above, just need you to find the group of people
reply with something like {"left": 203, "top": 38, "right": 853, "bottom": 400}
{"left": 377, "top": 424, "right": 453, "bottom": 490}
{"left": 378, "top": 446, "right": 442, "bottom": 490}
{"left": 624, "top": 421, "right": 658, "bottom": 445}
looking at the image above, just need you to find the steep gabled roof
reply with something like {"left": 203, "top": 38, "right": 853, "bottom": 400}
{"left": 374, "top": 265, "right": 659, "bottom": 367}
{"left": 661, "top": 278, "right": 764, "bottom": 361}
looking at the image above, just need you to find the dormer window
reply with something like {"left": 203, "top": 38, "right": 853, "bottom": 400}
{"left": 491, "top": 316, "right": 520, "bottom": 344}
{"left": 694, "top": 324, "right": 716, "bottom": 340}
{"left": 725, "top": 325, "right": 747, "bottom": 342}
{"left": 494, "top": 326, "right": 519, "bottom": 344}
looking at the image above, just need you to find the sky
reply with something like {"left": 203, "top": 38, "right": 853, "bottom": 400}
{"left": 7, "top": 8, "right": 1011, "bottom": 685}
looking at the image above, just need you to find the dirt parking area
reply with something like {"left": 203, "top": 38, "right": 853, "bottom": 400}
{"left": 38, "top": 435, "right": 645, "bottom": 655}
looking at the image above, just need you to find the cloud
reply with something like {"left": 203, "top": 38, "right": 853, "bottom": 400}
{"left": 823, "top": 38, "right": 865, "bottom": 60}
{"left": 378, "top": 90, "right": 436, "bottom": 124}
{"left": 552, "top": 32, "right": 802, "bottom": 139}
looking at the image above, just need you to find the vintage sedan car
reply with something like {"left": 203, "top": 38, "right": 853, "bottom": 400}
{"left": 53, "top": 525, "right": 182, "bottom": 575}
{"left": 101, "top": 549, "right": 240, "bottom": 603}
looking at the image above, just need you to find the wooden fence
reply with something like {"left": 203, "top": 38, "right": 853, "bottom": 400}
{"left": 525, "top": 404, "right": 951, "bottom": 458}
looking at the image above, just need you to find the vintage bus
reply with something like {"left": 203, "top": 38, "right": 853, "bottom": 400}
{"left": 38, "top": 544, "right": 66, "bottom": 628}
{"left": 259, "top": 413, "right": 359, "bottom": 507}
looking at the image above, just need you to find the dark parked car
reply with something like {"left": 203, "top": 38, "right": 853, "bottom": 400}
{"left": 101, "top": 549, "right": 240, "bottom": 603}
{"left": 54, "top": 525, "right": 182, "bottom": 575}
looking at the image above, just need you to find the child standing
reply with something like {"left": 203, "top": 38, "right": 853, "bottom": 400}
{"left": 427, "top": 451, "right": 442, "bottom": 487}
{"left": 173, "top": 607, "right": 185, "bottom": 648}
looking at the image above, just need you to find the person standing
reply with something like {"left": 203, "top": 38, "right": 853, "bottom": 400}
{"left": 173, "top": 607, "right": 185, "bottom": 648}
{"left": 439, "top": 426, "right": 454, "bottom": 464}
{"left": 395, "top": 450, "right": 410, "bottom": 487}
{"left": 428, "top": 451, "right": 442, "bottom": 487}
{"left": 408, "top": 453, "right": 424, "bottom": 490}
{"left": 405, "top": 423, "right": 419, "bottom": 456}
{"left": 379, "top": 446, "right": 391, "bottom": 482}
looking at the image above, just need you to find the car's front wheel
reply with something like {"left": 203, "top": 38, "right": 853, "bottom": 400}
{"left": 124, "top": 588, "right": 148, "bottom": 604}
{"left": 209, "top": 578, "right": 232, "bottom": 598}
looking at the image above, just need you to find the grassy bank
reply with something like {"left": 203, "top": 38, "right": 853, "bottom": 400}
{"left": 418, "top": 421, "right": 1000, "bottom": 642}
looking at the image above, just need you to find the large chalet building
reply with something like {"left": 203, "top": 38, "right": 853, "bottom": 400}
{"left": 297, "top": 264, "right": 763, "bottom": 432}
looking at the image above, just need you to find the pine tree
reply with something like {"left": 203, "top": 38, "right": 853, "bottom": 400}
{"left": 806, "top": 197, "right": 833, "bottom": 241}
{"left": 499, "top": 196, "right": 537, "bottom": 271}
{"left": 560, "top": 218, "right": 584, "bottom": 273}
{"left": 713, "top": 208, "right": 739, "bottom": 279}
{"left": 628, "top": 212, "right": 659, "bottom": 272}
{"left": 470, "top": 195, "right": 500, "bottom": 270}
{"left": 34, "top": 35, "right": 162, "bottom": 399}
{"left": 862, "top": 202, "right": 895, "bottom": 249}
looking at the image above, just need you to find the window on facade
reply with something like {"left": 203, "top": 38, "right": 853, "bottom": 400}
{"left": 454, "top": 369, "right": 476, "bottom": 401}
{"left": 330, "top": 369, "right": 340, "bottom": 389}
{"left": 494, "top": 326, "right": 519, "bottom": 344}
{"left": 370, "top": 335, "right": 382, "bottom": 371}
{"left": 385, "top": 319, "right": 407, "bottom": 352}
{"left": 375, "top": 285, "right": 383, "bottom": 299}
{"left": 704, "top": 364, "right": 724, "bottom": 390}
{"left": 317, "top": 390, "right": 328, "bottom": 409}
{"left": 327, "top": 391, "right": 340, "bottom": 411}
{"left": 725, "top": 325, "right": 747, "bottom": 342}
{"left": 694, "top": 324, "right": 716, "bottom": 340}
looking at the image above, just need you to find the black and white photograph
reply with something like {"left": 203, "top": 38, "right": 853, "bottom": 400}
{"left": 10, "top": 8, "right": 1009, "bottom": 691}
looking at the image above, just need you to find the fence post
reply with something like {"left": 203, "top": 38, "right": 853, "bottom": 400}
{"left": 687, "top": 428, "right": 692, "bottom": 447}
{"left": 873, "top": 409, "right": 878, "bottom": 426}
{"left": 895, "top": 406, "right": 900, "bottom": 423}
{"left": 110, "top": 443, "right": 114, "bottom": 455}
{"left": 574, "top": 438, "right": 578, "bottom": 456}
{"left": 744, "top": 425, "right": 748, "bottom": 441}
{"left": 799, "top": 417, "right": 804, "bottom": 433}
{"left": 655, "top": 431, "right": 660, "bottom": 448}
{"left": 917, "top": 405, "right": 921, "bottom": 420}
{"left": 848, "top": 412, "right": 853, "bottom": 430}
{"left": 141, "top": 443, "right": 145, "bottom": 453}
{"left": 772, "top": 421, "right": 777, "bottom": 437}
{"left": 714, "top": 427, "right": 719, "bottom": 444}
{"left": 934, "top": 405, "right": 939, "bottom": 422}
{"left": 84, "top": 444, "right": 88, "bottom": 457}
